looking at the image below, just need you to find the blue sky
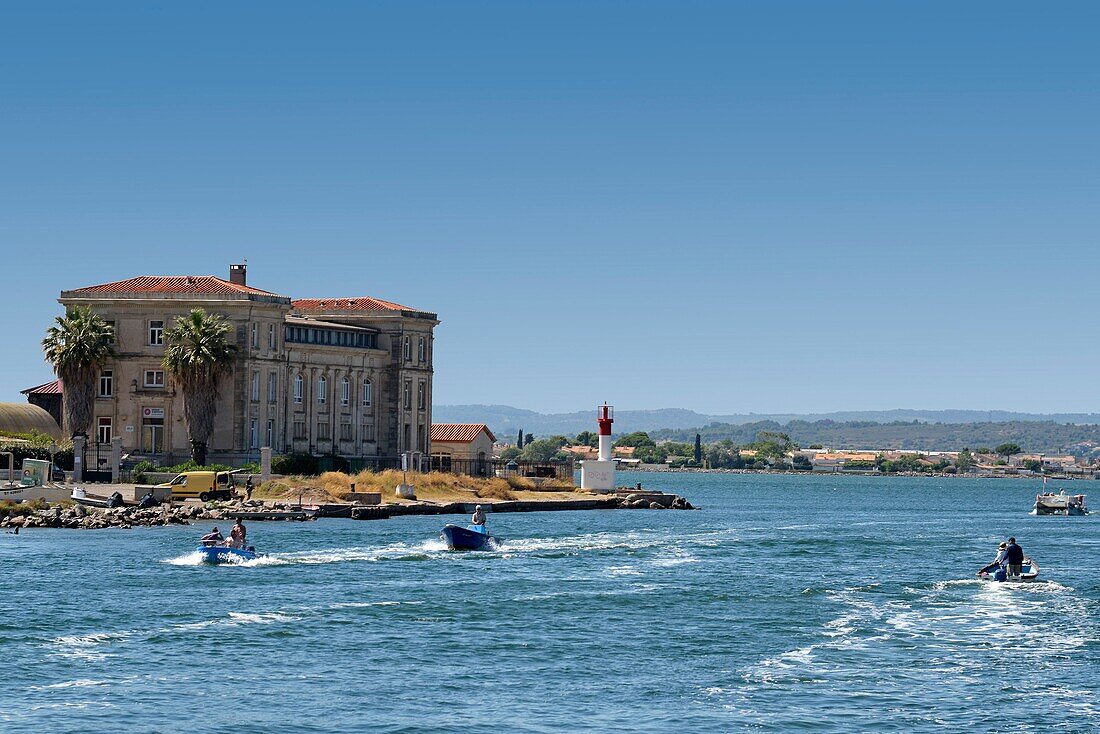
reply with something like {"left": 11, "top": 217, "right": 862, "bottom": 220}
{"left": 1, "top": 1, "right": 1097, "bottom": 414}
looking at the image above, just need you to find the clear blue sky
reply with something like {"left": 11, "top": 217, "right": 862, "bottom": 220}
{"left": 2, "top": 1, "right": 1096, "bottom": 415}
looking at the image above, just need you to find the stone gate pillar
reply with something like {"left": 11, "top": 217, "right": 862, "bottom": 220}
{"left": 110, "top": 437, "right": 123, "bottom": 483}
{"left": 72, "top": 435, "right": 86, "bottom": 483}
{"left": 261, "top": 446, "right": 272, "bottom": 484}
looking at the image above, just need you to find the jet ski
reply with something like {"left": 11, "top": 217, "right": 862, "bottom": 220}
{"left": 197, "top": 545, "right": 262, "bottom": 564}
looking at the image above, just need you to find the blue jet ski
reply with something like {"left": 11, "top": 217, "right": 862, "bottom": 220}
{"left": 197, "top": 545, "right": 262, "bottom": 564}
{"left": 441, "top": 524, "right": 499, "bottom": 551}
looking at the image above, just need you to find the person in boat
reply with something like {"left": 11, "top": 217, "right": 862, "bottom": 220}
{"left": 227, "top": 518, "right": 247, "bottom": 549}
{"left": 977, "top": 542, "right": 1008, "bottom": 576}
{"left": 1003, "top": 537, "right": 1025, "bottom": 577}
{"left": 200, "top": 527, "right": 224, "bottom": 547}
{"left": 471, "top": 504, "right": 486, "bottom": 531}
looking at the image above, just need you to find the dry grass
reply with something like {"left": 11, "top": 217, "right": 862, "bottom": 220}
{"left": 251, "top": 470, "right": 581, "bottom": 505}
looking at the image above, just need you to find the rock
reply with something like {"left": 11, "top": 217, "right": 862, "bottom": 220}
{"left": 73, "top": 504, "right": 88, "bottom": 518}
{"left": 648, "top": 502, "right": 663, "bottom": 509}
{"left": 8, "top": 516, "right": 25, "bottom": 527}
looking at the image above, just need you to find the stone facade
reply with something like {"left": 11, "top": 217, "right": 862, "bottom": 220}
{"left": 57, "top": 266, "right": 438, "bottom": 465}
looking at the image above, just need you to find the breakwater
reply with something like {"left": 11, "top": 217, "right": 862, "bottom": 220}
{"left": 1, "top": 491, "right": 694, "bottom": 530}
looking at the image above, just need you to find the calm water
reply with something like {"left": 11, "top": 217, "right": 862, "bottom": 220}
{"left": 1, "top": 473, "right": 1097, "bottom": 733}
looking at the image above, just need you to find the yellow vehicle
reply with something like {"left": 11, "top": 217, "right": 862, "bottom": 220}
{"left": 157, "top": 471, "right": 239, "bottom": 502}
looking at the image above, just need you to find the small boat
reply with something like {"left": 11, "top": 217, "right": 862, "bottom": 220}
{"left": 978, "top": 557, "right": 1040, "bottom": 583}
{"left": 440, "top": 524, "right": 500, "bottom": 551}
{"left": 1033, "top": 490, "right": 1088, "bottom": 516}
{"left": 196, "top": 545, "right": 262, "bottom": 564}
{"left": 71, "top": 487, "right": 131, "bottom": 508}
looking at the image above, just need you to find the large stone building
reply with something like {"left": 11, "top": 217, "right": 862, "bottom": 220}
{"left": 55, "top": 265, "right": 437, "bottom": 465}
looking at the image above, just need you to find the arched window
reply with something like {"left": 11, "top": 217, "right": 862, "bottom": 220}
{"left": 293, "top": 374, "right": 303, "bottom": 404}
{"left": 340, "top": 377, "right": 350, "bottom": 406}
{"left": 362, "top": 379, "right": 372, "bottom": 407}
{"left": 318, "top": 376, "right": 327, "bottom": 404}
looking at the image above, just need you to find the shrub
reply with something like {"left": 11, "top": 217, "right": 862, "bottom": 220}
{"left": 271, "top": 453, "right": 319, "bottom": 476}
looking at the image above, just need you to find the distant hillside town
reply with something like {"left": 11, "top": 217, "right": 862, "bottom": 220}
{"left": 490, "top": 428, "right": 1100, "bottom": 478}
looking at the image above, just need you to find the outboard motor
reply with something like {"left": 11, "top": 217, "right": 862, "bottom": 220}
{"left": 137, "top": 491, "right": 159, "bottom": 509}
{"left": 107, "top": 491, "right": 124, "bottom": 508}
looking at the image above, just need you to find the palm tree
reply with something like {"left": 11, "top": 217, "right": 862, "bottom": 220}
{"left": 42, "top": 306, "right": 116, "bottom": 438}
{"left": 162, "top": 309, "right": 239, "bottom": 466}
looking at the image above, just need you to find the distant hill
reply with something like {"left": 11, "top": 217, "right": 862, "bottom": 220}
{"left": 432, "top": 404, "right": 1100, "bottom": 441}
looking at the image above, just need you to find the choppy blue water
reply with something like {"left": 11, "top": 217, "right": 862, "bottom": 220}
{"left": 1, "top": 472, "right": 1097, "bottom": 733}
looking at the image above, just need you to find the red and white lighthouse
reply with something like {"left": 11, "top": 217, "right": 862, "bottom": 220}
{"left": 596, "top": 403, "right": 614, "bottom": 462}
{"left": 581, "top": 403, "right": 616, "bottom": 491}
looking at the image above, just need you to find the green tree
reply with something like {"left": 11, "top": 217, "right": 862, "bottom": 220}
{"left": 956, "top": 449, "right": 975, "bottom": 471}
{"left": 575, "top": 430, "right": 598, "bottom": 448}
{"left": 517, "top": 429, "right": 523, "bottom": 448}
{"left": 1022, "top": 458, "right": 1043, "bottom": 472}
{"left": 634, "top": 444, "right": 668, "bottom": 464}
{"left": 162, "top": 309, "right": 239, "bottom": 466}
{"left": 42, "top": 306, "right": 117, "bottom": 437}
{"left": 745, "top": 431, "right": 794, "bottom": 459}
{"left": 520, "top": 437, "right": 560, "bottom": 461}
{"left": 792, "top": 454, "right": 813, "bottom": 471}
{"left": 524, "top": 432, "right": 534, "bottom": 447}
{"left": 995, "top": 443, "right": 1022, "bottom": 459}
{"left": 694, "top": 433, "right": 702, "bottom": 463}
{"left": 499, "top": 446, "right": 521, "bottom": 461}
{"left": 613, "top": 431, "right": 656, "bottom": 449}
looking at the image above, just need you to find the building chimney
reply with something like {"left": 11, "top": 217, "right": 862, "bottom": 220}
{"left": 229, "top": 263, "right": 247, "bottom": 286}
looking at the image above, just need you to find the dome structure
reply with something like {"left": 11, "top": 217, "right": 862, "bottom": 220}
{"left": 0, "top": 403, "right": 63, "bottom": 441}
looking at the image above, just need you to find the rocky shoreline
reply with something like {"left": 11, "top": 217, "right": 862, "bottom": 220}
{"left": 1, "top": 491, "right": 695, "bottom": 531}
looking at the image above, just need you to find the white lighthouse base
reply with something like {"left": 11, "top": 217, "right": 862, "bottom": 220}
{"left": 580, "top": 460, "right": 616, "bottom": 493}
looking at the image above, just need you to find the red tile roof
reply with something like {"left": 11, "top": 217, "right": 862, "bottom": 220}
{"left": 65, "top": 275, "right": 283, "bottom": 298}
{"left": 430, "top": 423, "right": 496, "bottom": 443}
{"left": 292, "top": 297, "right": 418, "bottom": 313}
{"left": 21, "top": 379, "right": 63, "bottom": 395}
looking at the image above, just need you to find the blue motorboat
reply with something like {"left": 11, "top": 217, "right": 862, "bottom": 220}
{"left": 440, "top": 524, "right": 499, "bottom": 551}
{"left": 197, "top": 545, "right": 261, "bottom": 564}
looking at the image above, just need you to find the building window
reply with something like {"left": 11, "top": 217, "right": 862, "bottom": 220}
{"left": 293, "top": 420, "right": 306, "bottom": 440}
{"left": 294, "top": 374, "right": 303, "bottom": 404}
{"left": 417, "top": 424, "right": 425, "bottom": 452}
{"left": 97, "top": 417, "right": 112, "bottom": 444}
{"left": 268, "top": 323, "right": 276, "bottom": 350}
{"left": 99, "top": 370, "right": 114, "bottom": 397}
{"left": 340, "top": 422, "right": 353, "bottom": 442}
{"left": 363, "top": 423, "right": 375, "bottom": 442}
{"left": 250, "top": 371, "right": 260, "bottom": 401}
{"left": 144, "top": 370, "right": 165, "bottom": 389}
{"left": 362, "top": 380, "right": 372, "bottom": 407}
{"left": 268, "top": 372, "right": 277, "bottom": 403}
{"left": 403, "top": 336, "right": 411, "bottom": 361}
{"left": 317, "top": 421, "right": 330, "bottom": 441}
{"left": 403, "top": 381, "right": 411, "bottom": 410}
{"left": 148, "top": 320, "right": 164, "bottom": 346}
{"left": 417, "top": 381, "right": 426, "bottom": 410}
{"left": 250, "top": 323, "right": 258, "bottom": 349}
{"left": 418, "top": 337, "right": 426, "bottom": 363}
{"left": 318, "top": 376, "right": 327, "bottom": 404}
{"left": 340, "top": 377, "right": 350, "bottom": 406}
{"left": 266, "top": 419, "right": 274, "bottom": 448}
{"left": 249, "top": 419, "right": 258, "bottom": 449}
